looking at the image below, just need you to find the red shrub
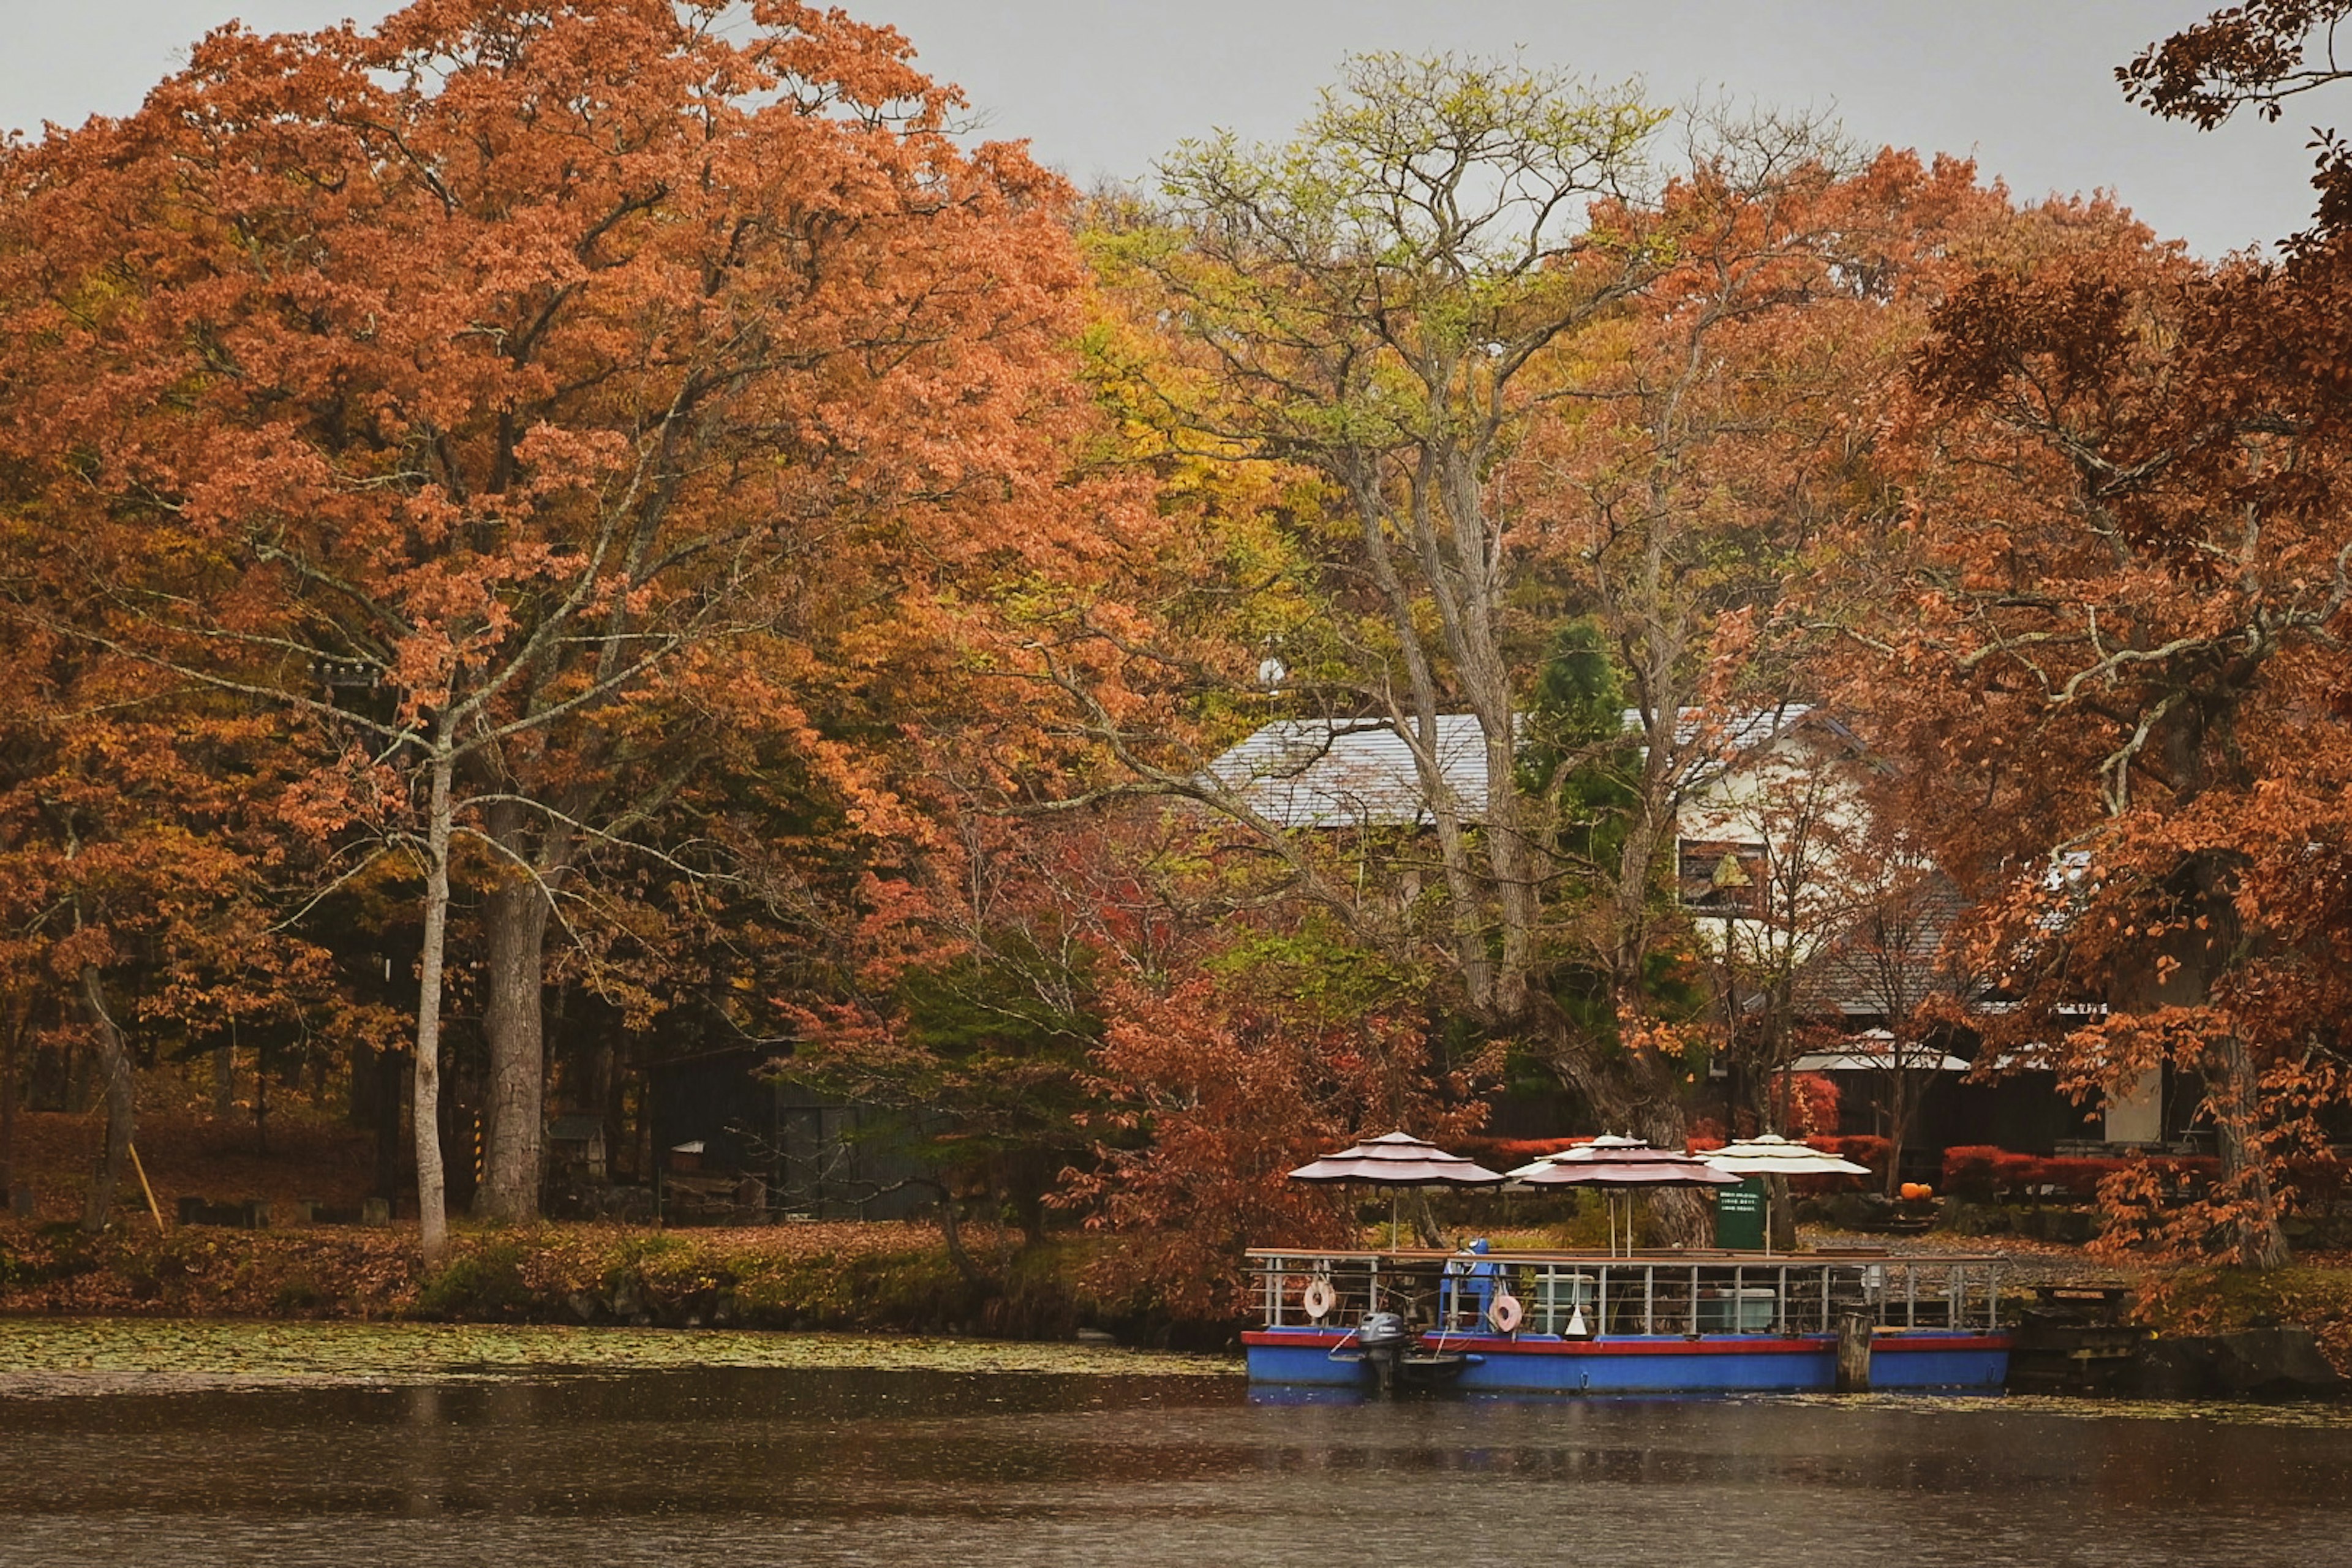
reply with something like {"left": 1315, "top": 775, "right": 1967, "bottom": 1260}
{"left": 1458, "top": 1136, "right": 1586, "bottom": 1167}
{"left": 1789, "top": 1135, "right": 1885, "bottom": 1195}
{"left": 2037, "top": 1157, "right": 2122, "bottom": 1199}
{"left": 1940, "top": 1145, "right": 2005, "bottom": 1196}
{"left": 1942, "top": 1145, "right": 2231, "bottom": 1205}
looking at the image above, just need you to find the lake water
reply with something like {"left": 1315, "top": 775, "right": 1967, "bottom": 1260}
{"left": 5, "top": 1362, "right": 2350, "bottom": 1566}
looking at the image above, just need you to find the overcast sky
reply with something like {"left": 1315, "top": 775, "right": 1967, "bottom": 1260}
{"left": 0, "top": 1, "right": 2332, "bottom": 256}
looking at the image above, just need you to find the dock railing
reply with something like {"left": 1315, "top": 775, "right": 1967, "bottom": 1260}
{"left": 1248, "top": 1248, "right": 2006, "bottom": 1338}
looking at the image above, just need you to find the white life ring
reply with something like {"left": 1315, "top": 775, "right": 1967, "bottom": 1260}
{"left": 1302, "top": 1278, "right": 1336, "bottom": 1321}
{"left": 1488, "top": 1292, "right": 1523, "bottom": 1333}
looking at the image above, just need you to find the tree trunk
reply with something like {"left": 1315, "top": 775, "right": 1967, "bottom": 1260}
{"left": 929, "top": 1178, "right": 994, "bottom": 1291}
{"left": 1, "top": 996, "right": 18, "bottom": 1197}
{"left": 592, "top": 1032, "right": 618, "bottom": 1181}
{"left": 412, "top": 747, "right": 454, "bottom": 1265}
{"left": 1766, "top": 1175, "right": 1796, "bottom": 1251}
{"left": 477, "top": 799, "right": 572, "bottom": 1224}
{"left": 212, "top": 1044, "right": 233, "bottom": 1117}
{"left": 252, "top": 1039, "right": 268, "bottom": 1156}
{"left": 76, "top": 965, "right": 134, "bottom": 1235}
{"left": 1558, "top": 1028, "right": 1707, "bottom": 1246}
{"left": 2213, "top": 1033, "right": 2291, "bottom": 1268}
{"left": 477, "top": 832, "right": 556, "bottom": 1223}
{"left": 1409, "top": 1189, "right": 1448, "bottom": 1249}
{"left": 1882, "top": 1064, "right": 1912, "bottom": 1200}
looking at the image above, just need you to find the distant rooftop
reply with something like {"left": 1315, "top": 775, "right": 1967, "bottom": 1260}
{"left": 1202, "top": 705, "right": 1826, "bottom": 830}
{"left": 1204, "top": 715, "right": 1493, "bottom": 829}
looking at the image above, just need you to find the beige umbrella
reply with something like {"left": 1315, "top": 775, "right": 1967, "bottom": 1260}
{"left": 1698, "top": 1133, "right": 1871, "bottom": 1254}
{"left": 1509, "top": 1137, "right": 1741, "bottom": 1257}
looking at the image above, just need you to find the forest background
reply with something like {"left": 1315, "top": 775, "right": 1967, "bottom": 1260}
{"left": 7, "top": 0, "right": 2352, "bottom": 1321}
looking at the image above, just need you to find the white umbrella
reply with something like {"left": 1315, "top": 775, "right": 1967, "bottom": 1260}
{"left": 1502, "top": 1134, "right": 1649, "bottom": 1178}
{"left": 1698, "top": 1134, "right": 1871, "bottom": 1254}
{"left": 1509, "top": 1137, "right": 1740, "bottom": 1257}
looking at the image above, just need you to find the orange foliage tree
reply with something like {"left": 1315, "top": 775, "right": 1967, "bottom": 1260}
{"left": 0, "top": 608, "right": 368, "bottom": 1231}
{"left": 1820, "top": 193, "right": 2352, "bottom": 1265}
{"left": 0, "top": 0, "right": 1107, "bottom": 1253}
{"left": 1067, "top": 927, "right": 1481, "bottom": 1318}
{"left": 1800, "top": 7, "right": 2352, "bottom": 1267}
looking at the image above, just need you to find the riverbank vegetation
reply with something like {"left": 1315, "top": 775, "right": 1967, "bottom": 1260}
{"left": 0, "top": 1214, "right": 1186, "bottom": 1342}
{"left": 10, "top": 1208, "right": 2352, "bottom": 1378}
{"left": 9, "top": 0, "right": 2352, "bottom": 1328}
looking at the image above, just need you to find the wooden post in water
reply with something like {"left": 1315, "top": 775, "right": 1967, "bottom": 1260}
{"left": 1835, "top": 1308, "right": 1873, "bottom": 1392}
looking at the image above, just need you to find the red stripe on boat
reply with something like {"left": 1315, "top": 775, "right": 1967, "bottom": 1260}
{"left": 1242, "top": 1330, "right": 2009, "bottom": 1355}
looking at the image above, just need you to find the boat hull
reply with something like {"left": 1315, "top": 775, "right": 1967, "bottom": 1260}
{"left": 1242, "top": 1326, "right": 2008, "bottom": 1395}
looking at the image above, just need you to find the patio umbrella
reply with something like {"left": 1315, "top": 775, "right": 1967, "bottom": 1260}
{"left": 1697, "top": 1133, "right": 1871, "bottom": 1255}
{"left": 1509, "top": 1137, "right": 1741, "bottom": 1257}
{"left": 1288, "top": 1131, "right": 1506, "bottom": 1244}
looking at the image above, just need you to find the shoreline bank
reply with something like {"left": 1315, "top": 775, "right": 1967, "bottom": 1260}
{"left": 6, "top": 1218, "right": 2348, "bottom": 1399}
{"left": 0, "top": 1216, "right": 1221, "bottom": 1345}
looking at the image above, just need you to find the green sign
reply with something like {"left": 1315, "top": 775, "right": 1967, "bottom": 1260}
{"left": 1714, "top": 1176, "right": 1766, "bottom": 1250}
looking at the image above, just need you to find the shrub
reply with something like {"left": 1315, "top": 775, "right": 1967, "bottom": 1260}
{"left": 1939, "top": 1145, "right": 2244, "bottom": 1205}
{"left": 417, "top": 1240, "right": 532, "bottom": 1319}
{"left": 273, "top": 1272, "right": 325, "bottom": 1313}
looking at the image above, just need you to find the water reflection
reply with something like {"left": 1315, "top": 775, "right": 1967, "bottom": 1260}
{"left": 2, "top": 1368, "right": 2346, "bottom": 1566}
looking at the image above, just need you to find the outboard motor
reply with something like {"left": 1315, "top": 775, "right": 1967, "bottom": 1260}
{"left": 1358, "top": 1310, "right": 1409, "bottom": 1393}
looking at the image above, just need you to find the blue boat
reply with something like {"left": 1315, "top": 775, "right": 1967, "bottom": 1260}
{"left": 1243, "top": 1246, "right": 2010, "bottom": 1395}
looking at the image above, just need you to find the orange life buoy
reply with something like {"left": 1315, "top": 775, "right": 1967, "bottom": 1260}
{"left": 1302, "top": 1278, "right": 1336, "bottom": 1320}
{"left": 1488, "top": 1292, "right": 1523, "bottom": 1333}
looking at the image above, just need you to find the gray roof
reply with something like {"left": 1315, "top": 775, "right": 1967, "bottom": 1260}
{"left": 1790, "top": 1047, "right": 1972, "bottom": 1073}
{"left": 1623, "top": 703, "right": 1817, "bottom": 753}
{"left": 1790, "top": 870, "right": 1971, "bottom": 1019}
{"left": 1204, "top": 705, "right": 1826, "bottom": 831}
{"left": 1204, "top": 715, "right": 1493, "bottom": 829}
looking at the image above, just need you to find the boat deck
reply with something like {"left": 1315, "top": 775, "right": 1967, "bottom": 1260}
{"left": 1250, "top": 1245, "right": 2004, "bottom": 1337}
{"left": 1243, "top": 1246, "right": 2010, "bottom": 1393}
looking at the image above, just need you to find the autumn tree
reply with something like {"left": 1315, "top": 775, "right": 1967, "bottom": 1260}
{"left": 1679, "top": 717, "right": 1864, "bottom": 1121}
{"left": 1787, "top": 8, "right": 2352, "bottom": 1268}
{"left": 1067, "top": 921, "right": 1476, "bottom": 1317}
{"left": 1812, "top": 189, "right": 2352, "bottom": 1264}
{"left": 1510, "top": 136, "right": 2008, "bottom": 1149}
{"left": 0, "top": 608, "right": 352, "bottom": 1231}
{"left": 1123, "top": 56, "right": 1663, "bottom": 1076}
{"left": 0, "top": 0, "right": 1106, "bottom": 1251}
{"left": 1071, "top": 58, "right": 1688, "bottom": 1164}
{"left": 1066, "top": 62, "right": 2016, "bottom": 1242}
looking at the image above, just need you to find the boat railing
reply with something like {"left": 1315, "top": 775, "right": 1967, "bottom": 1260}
{"left": 1247, "top": 1248, "right": 2006, "bottom": 1337}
